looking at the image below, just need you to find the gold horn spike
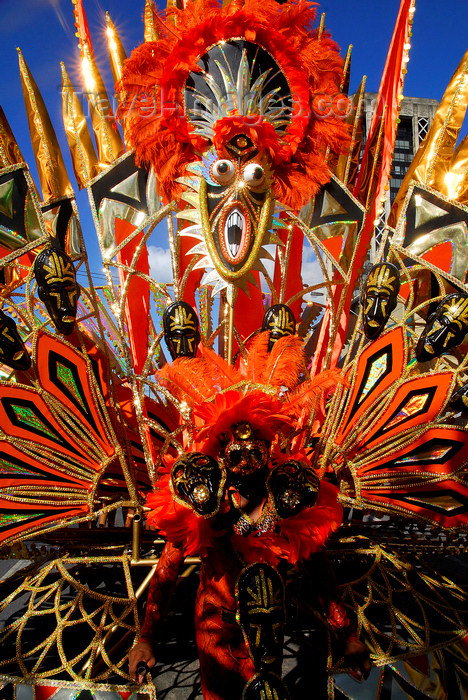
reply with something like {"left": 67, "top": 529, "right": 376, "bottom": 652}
{"left": 317, "top": 13, "right": 326, "bottom": 39}
{"left": 17, "top": 48, "right": 73, "bottom": 202}
{"left": 144, "top": 0, "right": 160, "bottom": 41}
{"left": 80, "top": 40, "right": 125, "bottom": 168}
{"left": 0, "top": 105, "right": 24, "bottom": 167}
{"left": 388, "top": 48, "right": 468, "bottom": 227}
{"left": 341, "top": 45, "right": 352, "bottom": 95}
{"left": 61, "top": 62, "right": 99, "bottom": 189}
{"left": 334, "top": 76, "right": 366, "bottom": 188}
{"left": 106, "top": 13, "right": 127, "bottom": 87}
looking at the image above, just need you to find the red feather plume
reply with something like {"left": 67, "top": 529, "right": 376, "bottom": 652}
{"left": 119, "top": 0, "right": 350, "bottom": 208}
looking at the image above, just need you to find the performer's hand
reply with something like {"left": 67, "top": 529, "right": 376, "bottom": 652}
{"left": 343, "top": 634, "right": 371, "bottom": 681}
{"left": 128, "top": 641, "right": 156, "bottom": 683}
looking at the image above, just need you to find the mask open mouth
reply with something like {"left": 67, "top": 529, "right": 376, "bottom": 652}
{"left": 219, "top": 202, "right": 251, "bottom": 265}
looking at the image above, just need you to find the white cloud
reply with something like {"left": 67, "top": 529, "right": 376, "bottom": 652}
{"left": 147, "top": 246, "right": 174, "bottom": 284}
{"left": 301, "top": 248, "right": 326, "bottom": 305}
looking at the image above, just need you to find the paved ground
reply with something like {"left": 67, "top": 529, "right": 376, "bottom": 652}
{"left": 1, "top": 551, "right": 467, "bottom": 699}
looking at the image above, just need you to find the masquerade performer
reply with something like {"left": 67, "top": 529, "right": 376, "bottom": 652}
{"left": 1, "top": 0, "right": 468, "bottom": 698}
{"left": 128, "top": 335, "right": 370, "bottom": 698}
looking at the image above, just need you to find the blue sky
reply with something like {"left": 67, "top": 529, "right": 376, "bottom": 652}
{"left": 1, "top": 0, "right": 468, "bottom": 279}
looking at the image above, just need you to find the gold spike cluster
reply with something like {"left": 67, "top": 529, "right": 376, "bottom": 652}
{"left": 8, "top": 1, "right": 132, "bottom": 199}
{"left": 59, "top": 0, "right": 126, "bottom": 185}
{"left": 80, "top": 40, "right": 125, "bottom": 169}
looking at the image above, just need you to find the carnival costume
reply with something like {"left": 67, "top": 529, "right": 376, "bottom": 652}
{"left": 0, "top": 0, "right": 468, "bottom": 698}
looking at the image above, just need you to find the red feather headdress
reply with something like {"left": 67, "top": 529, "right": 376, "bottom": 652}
{"left": 120, "top": 0, "right": 349, "bottom": 208}
{"left": 156, "top": 333, "right": 342, "bottom": 452}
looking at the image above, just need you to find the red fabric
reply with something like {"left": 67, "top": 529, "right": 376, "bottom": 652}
{"left": 233, "top": 276, "right": 264, "bottom": 343}
{"left": 314, "top": 0, "right": 414, "bottom": 373}
{"left": 140, "top": 540, "right": 185, "bottom": 642}
{"left": 272, "top": 221, "right": 304, "bottom": 318}
{"left": 35, "top": 686, "right": 60, "bottom": 700}
{"left": 73, "top": 0, "right": 94, "bottom": 57}
{"left": 114, "top": 218, "right": 150, "bottom": 375}
{"left": 326, "top": 600, "right": 351, "bottom": 632}
{"left": 195, "top": 543, "right": 255, "bottom": 699}
{"left": 353, "top": 0, "right": 413, "bottom": 204}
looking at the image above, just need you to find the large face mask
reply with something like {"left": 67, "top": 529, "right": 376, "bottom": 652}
{"left": 34, "top": 247, "right": 80, "bottom": 336}
{"left": 171, "top": 452, "right": 225, "bottom": 517}
{"left": 361, "top": 263, "right": 400, "bottom": 340}
{"left": 236, "top": 563, "right": 285, "bottom": 674}
{"left": 163, "top": 301, "right": 201, "bottom": 360}
{"left": 268, "top": 460, "right": 319, "bottom": 519}
{"left": 0, "top": 310, "right": 31, "bottom": 371}
{"left": 416, "top": 293, "right": 468, "bottom": 362}
{"left": 262, "top": 304, "right": 296, "bottom": 351}
{"left": 198, "top": 137, "right": 272, "bottom": 283}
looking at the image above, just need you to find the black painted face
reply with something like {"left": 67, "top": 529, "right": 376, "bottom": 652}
{"left": 220, "top": 421, "right": 270, "bottom": 499}
{"left": 163, "top": 301, "right": 200, "bottom": 360}
{"left": 236, "top": 563, "right": 285, "bottom": 674}
{"left": 268, "top": 460, "right": 319, "bottom": 519}
{"left": 0, "top": 311, "right": 31, "bottom": 371}
{"left": 171, "top": 452, "right": 225, "bottom": 517}
{"left": 34, "top": 247, "right": 80, "bottom": 336}
{"left": 416, "top": 294, "right": 468, "bottom": 362}
{"left": 262, "top": 304, "right": 296, "bottom": 351}
{"left": 361, "top": 263, "right": 400, "bottom": 340}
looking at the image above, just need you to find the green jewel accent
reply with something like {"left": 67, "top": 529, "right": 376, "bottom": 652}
{"left": 0, "top": 512, "right": 42, "bottom": 526}
{"left": 12, "top": 404, "right": 56, "bottom": 440}
{"left": 56, "top": 362, "right": 86, "bottom": 412}
{"left": 0, "top": 459, "right": 36, "bottom": 477}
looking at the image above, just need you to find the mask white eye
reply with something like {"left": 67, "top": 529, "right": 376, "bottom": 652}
{"left": 243, "top": 163, "right": 265, "bottom": 187}
{"left": 211, "top": 160, "right": 236, "bottom": 185}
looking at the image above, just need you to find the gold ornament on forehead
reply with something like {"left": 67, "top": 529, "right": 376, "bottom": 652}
{"left": 441, "top": 297, "right": 468, "bottom": 326}
{"left": 270, "top": 307, "right": 295, "bottom": 335}
{"left": 247, "top": 568, "right": 283, "bottom": 614}
{"left": 43, "top": 251, "right": 76, "bottom": 284}
{"left": 366, "top": 264, "right": 397, "bottom": 292}
{"left": 169, "top": 304, "right": 197, "bottom": 331}
{"left": 234, "top": 422, "right": 253, "bottom": 440}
